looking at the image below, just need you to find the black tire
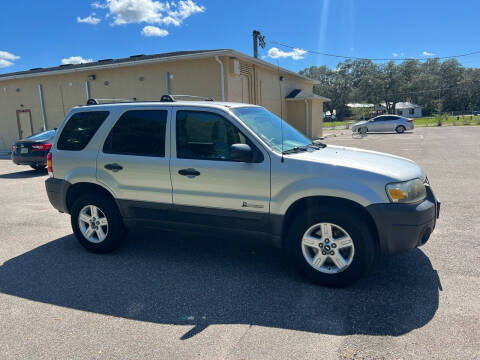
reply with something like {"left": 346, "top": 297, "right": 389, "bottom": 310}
{"left": 396, "top": 125, "right": 406, "bottom": 134}
{"left": 286, "top": 206, "right": 376, "bottom": 287}
{"left": 30, "top": 164, "right": 46, "bottom": 171}
{"left": 70, "top": 193, "right": 125, "bottom": 253}
{"left": 359, "top": 126, "right": 368, "bottom": 135}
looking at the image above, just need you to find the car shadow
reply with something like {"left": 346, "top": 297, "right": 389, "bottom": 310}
{"left": 0, "top": 169, "right": 47, "bottom": 179}
{"left": 0, "top": 231, "right": 441, "bottom": 339}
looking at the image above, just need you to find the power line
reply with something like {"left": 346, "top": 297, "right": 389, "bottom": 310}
{"left": 267, "top": 40, "right": 480, "bottom": 62}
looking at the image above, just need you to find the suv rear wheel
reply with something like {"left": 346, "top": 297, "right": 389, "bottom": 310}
{"left": 287, "top": 206, "right": 376, "bottom": 287}
{"left": 71, "top": 193, "right": 125, "bottom": 253}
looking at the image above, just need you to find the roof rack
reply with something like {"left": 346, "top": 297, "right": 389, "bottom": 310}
{"left": 160, "top": 94, "right": 214, "bottom": 102}
{"left": 86, "top": 95, "right": 215, "bottom": 106}
{"left": 86, "top": 98, "right": 132, "bottom": 105}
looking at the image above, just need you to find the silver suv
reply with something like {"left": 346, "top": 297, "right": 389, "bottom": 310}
{"left": 352, "top": 115, "right": 414, "bottom": 134}
{"left": 45, "top": 97, "right": 440, "bottom": 287}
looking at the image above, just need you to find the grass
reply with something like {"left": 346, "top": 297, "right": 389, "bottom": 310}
{"left": 323, "top": 115, "right": 480, "bottom": 129}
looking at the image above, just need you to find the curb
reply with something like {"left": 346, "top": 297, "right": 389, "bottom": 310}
{"left": 319, "top": 131, "right": 347, "bottom": 140}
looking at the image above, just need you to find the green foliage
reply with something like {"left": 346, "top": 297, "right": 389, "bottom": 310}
{"left": 299, "top": 58, "right": 480, "bottom": 119}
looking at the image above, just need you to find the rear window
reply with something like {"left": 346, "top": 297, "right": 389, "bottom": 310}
{"left": 57, "top": 111, "right": 109, "bottom": 151}
{"left": 27, "top": 129, "right": 56, "bottom": 141}
{"left": 103, "top": 110, "right": 167, "bottom": 157}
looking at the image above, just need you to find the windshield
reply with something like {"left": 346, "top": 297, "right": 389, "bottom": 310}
{"left": 231, "top": 107, "right": 311, "bottom": 153}
{"left": 27, "top": 129, "right": 56, "bottom": 141}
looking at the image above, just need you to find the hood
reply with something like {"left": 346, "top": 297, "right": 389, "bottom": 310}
{"left": 289, "top": 145, "right": 424, "bottom": 182}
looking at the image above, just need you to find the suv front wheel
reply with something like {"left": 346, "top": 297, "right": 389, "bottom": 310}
{"left": 287, "top": 206, "right": 376, "bottom": 287}
{"left": 71, "top": 194, "right": 125, "bottom": 253}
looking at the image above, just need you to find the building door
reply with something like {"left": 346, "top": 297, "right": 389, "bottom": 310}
{"left": 16, "top": 110, "right": 33, "bottom": 139}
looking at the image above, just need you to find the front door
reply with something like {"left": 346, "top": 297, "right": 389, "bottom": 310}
{"left": 16, "top": 110, "right": 33, "bottom": 139}
{"left": 170, "top": 108, "right": 271, "bottom": 231}
{"left": 96, "top": 108, "right": 172, "bottom": 209}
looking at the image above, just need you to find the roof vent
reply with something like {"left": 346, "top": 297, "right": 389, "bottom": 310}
{"left": 130, "top": 54, "right": 145, "bottom": 59}
{"left": 98, "top": 59, "right": 113, "bottom": 63}
{"left": 60, "top": 64, "right": 73, "bottom": 67}
{"left": 29, "top": 67, "right": 43, "bottom": 71}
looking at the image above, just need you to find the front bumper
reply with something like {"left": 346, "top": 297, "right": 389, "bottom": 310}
{"left": 366, "top": 185, "right": 440, "bottom": 255}
{"left": 45, "top": 178, "right": 71, "bottom": 214}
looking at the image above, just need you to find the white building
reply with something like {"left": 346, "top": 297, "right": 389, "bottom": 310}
{"left": 396, "top": 102, "right": 422, "bottom": 118}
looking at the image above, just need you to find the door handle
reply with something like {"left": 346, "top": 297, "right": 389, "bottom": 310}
{"left": 178, "top": 168, "right": 200, "bottom": 177}
{"left": 104, "top": 163, "right": 123, "bottom": 172}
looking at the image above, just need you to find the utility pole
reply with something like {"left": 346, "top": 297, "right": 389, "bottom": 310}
{"left": 252, "top": 30, "right": 265, "bottom": 58}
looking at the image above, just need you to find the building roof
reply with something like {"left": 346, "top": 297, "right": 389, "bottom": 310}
{"left": 285, "top": 89, "right": 330, "bottom": 102}
{"left": 396, "top": 101, "right": 421, "bottom": 109}
{"left": 0, "top": 49, "right": 319, "bottom": 85}
{"left": 347, "top": 103, "right": 374, "bottom": 108}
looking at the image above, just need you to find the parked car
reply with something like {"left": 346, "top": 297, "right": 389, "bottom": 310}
{"left": 352, "top": 115, "right": 413, "bottom": 134}
{"left": 12, "top": 129, "right": 57, "bottom": 171}
{"left": 44, "top": 97, "right": 439, "bottom": 287}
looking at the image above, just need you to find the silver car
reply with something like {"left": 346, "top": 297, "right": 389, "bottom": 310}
{"left": 45, "top": 98, "right": 439, "bottom": 287}
{"left": 352, "top": 115, "right": 414, "bottom": 134}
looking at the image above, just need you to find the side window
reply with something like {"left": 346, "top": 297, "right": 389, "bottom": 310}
{"left": 57, "top": 111, "right": 109, "bottom": 151}
{"left": 176, "top": 110, "right": 258, "bottom": 161}
{"left": 103, "top": 110, "right": 167, "bottom": 157}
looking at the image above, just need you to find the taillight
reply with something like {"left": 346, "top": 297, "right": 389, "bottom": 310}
{"left": 47, "top": 152, "right": 53, "bottom": 177}
{"left": 406, "top": 119, "right": 413, "bottom": 123}
{"left": 32, "top": 143, "right": 52, "bottom": 152}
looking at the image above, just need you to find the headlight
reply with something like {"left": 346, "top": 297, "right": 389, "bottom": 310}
{"left": 386, "top": 178, "right": 427, "bottom": 203}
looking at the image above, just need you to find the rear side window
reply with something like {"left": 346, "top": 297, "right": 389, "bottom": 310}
{"left": 103, "top": 110, "right": 167, "bottom": 157}
{"left": 57, "top": 111, "right": 109, "bottom": 151}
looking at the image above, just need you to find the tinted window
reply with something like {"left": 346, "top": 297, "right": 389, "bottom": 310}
{"left": 58, "top": 111, "right": 109, "bottom": 151}
{"left": 177, "top": 110, "right": 256, "bottom": 161}
{"left": 27, "top": 129, "right": 56, "bottom": 141}
{"left": 103, "top": 110, "right": 167, "bottom": 157}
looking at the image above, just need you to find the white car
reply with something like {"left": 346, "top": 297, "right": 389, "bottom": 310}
{"left": 352, "top": 115, "right": 414, "bottom": 134}
{"left": 45, "top": 96, "right": 439, "bottom": 287}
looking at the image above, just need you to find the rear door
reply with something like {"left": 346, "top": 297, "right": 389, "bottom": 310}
{"left": 386, "top": 116, "right": 400, "bottom": 131}
{"left": 96, "top": 108, "right": 172, "bottom": 209}
{"left": 169, "top": 107, "right": 271, "bottom": 231}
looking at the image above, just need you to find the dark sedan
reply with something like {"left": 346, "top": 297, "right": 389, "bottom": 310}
{"left": 11, "top": 129, "right": 56, "bottom": 171}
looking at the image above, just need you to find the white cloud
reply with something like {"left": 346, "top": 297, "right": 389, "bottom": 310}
{"left": 0, "top": 51, "right": 20, "bottom": 68}
{"left": 141, "top": 25, "right": 168, "bottom": 37}
{"left": 91, "top": 0, "right": 204, "bottom": 27}
{"left": 61, "top": 56, "right": 94, "bottom": 65}
{"left": 392, "top": 52, "right": 398, "bottom": 57}
{"left": 0, "top": 59, "right": 14, "bottom": 68}
{"left": 423, "top": 51, "right": 435, "bottom": 56}
{"left": 267, "top": 47, "right": 307, "bottom": 60}
{"left": 92, "top": 1, "right": 108, "bottom": 8}
{"left": 77, "top": 13, "right": 102, "bottom": 24}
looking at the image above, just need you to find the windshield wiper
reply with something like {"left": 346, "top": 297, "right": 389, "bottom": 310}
{"left": 282, "top": 142, "right": 326, "bottom": 155}
{"left": 282, "top": 146, "right": 308, "bottom": 154}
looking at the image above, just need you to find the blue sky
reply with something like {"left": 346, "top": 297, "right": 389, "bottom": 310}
{"left": 1, "top": 0, "right": 480, "bottom": 75}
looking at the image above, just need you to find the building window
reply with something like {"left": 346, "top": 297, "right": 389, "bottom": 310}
{"left": 409, "top": 108, "right": 415, "bottom": 115}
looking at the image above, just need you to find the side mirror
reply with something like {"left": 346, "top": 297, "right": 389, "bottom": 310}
{"left": 230, "top": 143, "right": 253, "bottom": 163}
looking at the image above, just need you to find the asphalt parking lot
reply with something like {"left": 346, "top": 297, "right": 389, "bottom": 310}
{"left": 0, "top": 126, "right": 479, "bottom": 360}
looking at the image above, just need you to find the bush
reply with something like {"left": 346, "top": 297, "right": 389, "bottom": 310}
{"left": 436, "top": 115, "right": 443, "bottom": 126}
